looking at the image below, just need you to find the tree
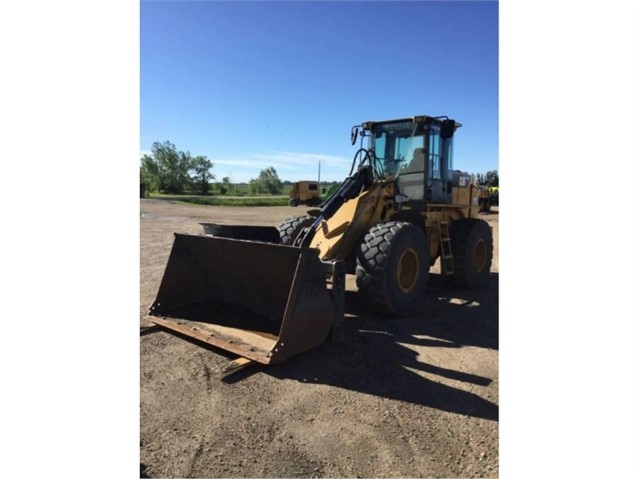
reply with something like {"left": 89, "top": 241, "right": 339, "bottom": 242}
{"left": 474, "top": 170, "right": 498, "bottom": 187}
{"left": 190, "top": 155, "right": 214, "bottom": 195}
{"left": 140, "top": 141, "right": 216, "bottom": 195}
{"left": 249, "top": 167, "right": 283, "bottom": 194}
{"left": 323, "top": 181, "right": 340, "bottom": 199}
{"left": 218, "top": 176, "right": 233, "bottom": 195}
{"left": 140, "top": 157, "right": 159, "bottom": 193}
{"left": 140, "top": 141, "right": 192, "bottom": 194}
{"left": 485, "top": 170, "right": 499, "bottom": 187}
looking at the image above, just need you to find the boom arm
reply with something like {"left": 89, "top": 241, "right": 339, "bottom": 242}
{"left": 298, "top": 164, "right": 374, "bottom": 248}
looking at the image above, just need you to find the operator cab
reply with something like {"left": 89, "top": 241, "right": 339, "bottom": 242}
{"left": 355, "top": 115, "right": 461, "bottom": 207}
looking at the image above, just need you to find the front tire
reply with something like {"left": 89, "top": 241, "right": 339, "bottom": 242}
{"left": 449, "top": 218, "right": 493, "bottom": 288}
{"left": 277, "top": 215, "right": 314, "bottom": 245}
{"left": 356, "top": 221, "right": 429, "bottom": 316}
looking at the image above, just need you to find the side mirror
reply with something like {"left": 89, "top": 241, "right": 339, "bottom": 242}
{"left": 351, "top": 127, "right": 359, "bottom": 145}
{"left": 440, "top": 119, "right": 457, "bottom": 139}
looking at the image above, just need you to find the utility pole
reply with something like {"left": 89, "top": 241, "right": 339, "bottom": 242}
{"left": 318, "top": 161, "right": 321, "bottom": 184}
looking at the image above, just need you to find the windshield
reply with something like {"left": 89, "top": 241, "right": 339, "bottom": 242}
{"left": 370, "top": 121, "right": 426, "bottom": 178}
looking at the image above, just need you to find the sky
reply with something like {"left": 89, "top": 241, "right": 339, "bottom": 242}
{"left": 140, "top": 1, "right": 498, "bottom": 183}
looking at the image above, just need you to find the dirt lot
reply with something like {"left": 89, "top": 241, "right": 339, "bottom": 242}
{"left": 140, "top": 199, "right": 499, "bottom": 478}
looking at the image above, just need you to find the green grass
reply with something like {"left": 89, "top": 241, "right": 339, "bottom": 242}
{"left": 146, "top": 180, "right": 340, "bottom": 206}
{"left": 147, "top": 193, "right": 290, "bottom": 207}
{"left": 180, "top": 196, "right": 290, "bottom": 207}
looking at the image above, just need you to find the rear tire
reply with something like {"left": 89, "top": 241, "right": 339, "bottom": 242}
{"left": 289, "top": 198, "right": 299, "bottom": 207}
{"left": 356, "top": 221, "right": 429, "bottom": 316}
{"left": 449, "top": 218, "right": 493, "bottom": 288}
{"left": 277, "top": 215, "right": 314, "bottom": 245}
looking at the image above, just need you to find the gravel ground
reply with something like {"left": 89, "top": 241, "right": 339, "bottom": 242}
{"left": 140, "top": 198, "right": 499, "bottom": 478}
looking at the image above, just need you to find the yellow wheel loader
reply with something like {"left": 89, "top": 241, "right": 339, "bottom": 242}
{"left": 289, "top": 180, "right": 322, "bottom": 207}
{"left": 478, "top": 187, "right": 492, "bottom": 212}
{"left": 488, "top": 186, "right": 499, "bottom": 206}
{"left": 145, "top": 115, "right": 493, "bottom": 365}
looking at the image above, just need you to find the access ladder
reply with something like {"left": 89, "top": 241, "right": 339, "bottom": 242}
{"left": 438, "top": 213, "right": 455, "bottom": 275}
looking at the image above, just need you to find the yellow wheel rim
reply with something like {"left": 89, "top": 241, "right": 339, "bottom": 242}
{"left": 473, "top": 239, "right": 487, "bottom": 272}
{"left": 397, "top": 247, "right": 420, "bottom": 293}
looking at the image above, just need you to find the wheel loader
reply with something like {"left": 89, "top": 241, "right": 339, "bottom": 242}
{"left": 289, "top": 180, "right": 322, "bottom": 207}
{"left": 145, "top": 115, "right": 493, "bottom": 366}
{"left": 478, "top": 186, "right": 492, "bottom": 212}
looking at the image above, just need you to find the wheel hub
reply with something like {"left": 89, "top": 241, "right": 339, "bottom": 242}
{"left": 473, "top": 239, "right": 487, "bottom": 272}
{"left": 397, "top": 247, "right": 419, "bottom": 293}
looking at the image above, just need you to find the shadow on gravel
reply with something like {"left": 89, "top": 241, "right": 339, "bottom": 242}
{"left": 406, "top": 272, "right": 499, "bottom": 350}
{"left": 140, "top": 463, "right": 151, "bottom": 478}
{"left": 245, "top": 272, "right": 499, "bottom": 421}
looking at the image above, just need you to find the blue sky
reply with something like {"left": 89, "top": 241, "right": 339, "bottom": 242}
{"left": 141, "top": 1, "right": 498, "bottom": 183}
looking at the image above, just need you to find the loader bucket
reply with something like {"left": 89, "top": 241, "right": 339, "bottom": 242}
{"left": 145, "top": 232, "right": 343, "bottom": 365}
{"left": 200, "top": 223, "right": 281, "bottom": 243}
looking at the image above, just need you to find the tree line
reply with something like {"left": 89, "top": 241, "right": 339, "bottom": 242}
{"left": 475, "top": 170, "right": 499, "bottom": 187}
{"left": 140, "top": 141, "right": 285, "bottom": 196}
{"left": 140, "top": 141, "right": 213, "bottom": 195}
{"left": 140, "top": 141, "right": 499, "bottom": 197}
